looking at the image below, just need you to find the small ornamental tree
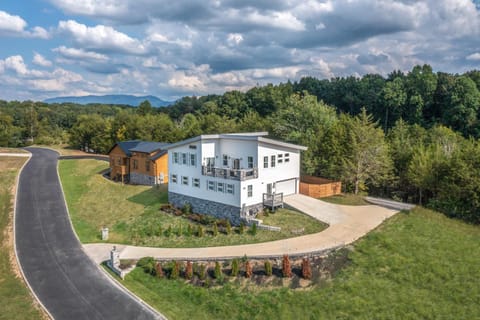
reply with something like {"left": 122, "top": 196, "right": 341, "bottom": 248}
{"left": 185, "top": 261, "right": 193, "bottom": 280}
{"left": 250, "top": 222, "right": 257, "bottom": 236}
{"left": 155, "top": 262, "right": 164, "bottom": 278}
{"left": 245, "top": 260, "right": 253, "bottom": 278}
{"left": 213, "top": 222, "right": 219, "bottom": 237}
{"left": 214, "top": 261, "right": 222, "bottom": 279}
{"left": 301, "top": 258, "right": 312, "bottom": 280}
{"left": 197, "top": 225, "right": 204, "bottom": 237}
{"left": 282, "top": 255, "right": 292, "bottom": 278}
{"left": 226, "top": 220, "right": 232, "bottom": 235}
{"left": 231, "top": 259, "right": 239, "bottom": 277}
{"left": 170, "top": 260, "right": 180, "bottom": 279}
{"left": 264, "top": 260, "right": 272, "bottom": 276}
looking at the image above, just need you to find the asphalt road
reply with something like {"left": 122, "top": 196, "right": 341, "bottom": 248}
{"left": 15, "top": 148, "right": 161, "bottom": 320}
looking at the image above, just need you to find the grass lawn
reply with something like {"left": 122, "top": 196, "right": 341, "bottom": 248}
{"left": 117, "top": 207, "right": 480, "bottom": 319}
{"left": 321, "top": 193, "right": 369, "bottom": 206}
{"left": 0, "top": 157, "right": 45, "bottom": 319}
{"left": 59, "top": 159, "right": 326, "bottom": 247}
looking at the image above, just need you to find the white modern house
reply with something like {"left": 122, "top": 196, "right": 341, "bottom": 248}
{"left": 165, "top": 132, "right": 307, "bottom": 225}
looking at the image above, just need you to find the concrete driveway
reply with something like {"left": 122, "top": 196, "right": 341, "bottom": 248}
{"left": 15, "top": 148, "right": 162, "bottom": 320}
{"left": 84, "top": 194, "right": 399, "bottom": 263}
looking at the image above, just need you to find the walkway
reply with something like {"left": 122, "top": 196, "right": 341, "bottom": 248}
{"left": 15, "top": 148, "right": 162, "bottom": 320}
{"left": 84, "top": 194, "right": 399, "bottom": 263}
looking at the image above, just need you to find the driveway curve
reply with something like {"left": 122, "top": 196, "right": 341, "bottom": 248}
{"left": 15, "top": 148, "right": 162, "bottom": 320}
{"left": 84, "top": 195, "right": 399, "bottom": 263}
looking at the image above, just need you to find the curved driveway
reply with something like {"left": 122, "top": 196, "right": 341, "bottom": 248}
{"left": 15, "top": 148, "right": 161, "bottom": 320}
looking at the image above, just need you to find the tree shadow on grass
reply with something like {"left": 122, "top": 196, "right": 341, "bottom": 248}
{"left": 127, "top": 185, "right": 168, "bottom": 206}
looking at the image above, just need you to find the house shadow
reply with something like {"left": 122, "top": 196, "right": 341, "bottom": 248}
{"left": 126, "top": 185, "right": 168, "bottom": 207}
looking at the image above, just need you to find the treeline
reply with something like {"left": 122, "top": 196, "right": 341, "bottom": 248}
{"left": 0, "top": 64, "right": 479, "bottom": 223}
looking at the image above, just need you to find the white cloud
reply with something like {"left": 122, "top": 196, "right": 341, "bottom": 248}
{"left": 33, "top": 53, "right": 53, "bottom": 67}
{"left": 0, "top": 10, "right": 50, "bottom": 39}
{"left": 57, "top": 20, "right": 147, "bottom": 54}
{"left": 53, "top": 46, "right": 108, "bottom": 61}
{"left": 466, "top": 53, "right": 480, "bottom": 61}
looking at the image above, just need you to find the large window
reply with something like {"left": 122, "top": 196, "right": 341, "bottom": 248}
{"left": 193, "top": 178, "right": 200, "bottom": 188}
{"left": 173, "top": 152, "right": 179, "bottom": 164}
{"left": 145, "top": 160, "right": 150, "bottom": 172}
{"left": 271, "top": 155, "right": 276, "bottom": 168}
{"left": 182, "top": 153, "right": 187, "bottom": 165}
{"left": 190, "top": 153, "right": 196, "bottom": 166}
{"left": 247, "top": 156, "right": 254, "bottom": 168}
{"left": 226, "top": 184, "right": 234, "bottom": 194}
{"left": 182, "top": 176, "right": 189, "bottom": 185}
{"left": 247, "top": 185, "right": 253, "bottom": 197}
{"left": 171, "top": 174, "right": 177, "bottom": 183}
{"left": 263, "top": 156, "right": 268, "bottom": 168}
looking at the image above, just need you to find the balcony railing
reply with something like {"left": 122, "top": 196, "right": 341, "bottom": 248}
{"left": 201, "top": 166, "right": 258, "bottom": 181}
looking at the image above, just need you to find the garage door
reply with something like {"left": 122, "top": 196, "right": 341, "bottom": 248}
{"left": 275, "top": 178, "right": 297, "bottom": 196}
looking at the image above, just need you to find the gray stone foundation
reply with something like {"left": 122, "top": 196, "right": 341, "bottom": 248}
{"left": 130, "top": 172, "right": 156, "bottom": 186}
{"left": 168, "top": 192, "right": 263, "bottom": 225}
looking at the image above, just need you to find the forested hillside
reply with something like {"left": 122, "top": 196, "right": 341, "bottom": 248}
{"left": 1, "top": 64, "right": 479, "bottom": 223}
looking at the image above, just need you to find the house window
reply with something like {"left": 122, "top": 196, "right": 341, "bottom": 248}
{"left": 208, "top": 180, "right": 216, "bottom": 191}
{"left": 182, "top": 153, "right": 187, "bottom": 165}
{"left": 278, "top": 154, "right": 283, "bottom": 164}
{"left": 226, "top": 184, "right": 234, "bottom": 194}
{"left": 171, "top": 174, "right": 177, "bottom": 183}
{"left": 182, "top": 176, "right": 189, "bottom": 185}
{"left": 173, "top": 152, "right": 179, "bottom": 164}
{"left": 145, "top": 160, "right": 150, "bottom": 172}
{"left": 193, "top": 178, "right": 200, "bottom": 188}
{"left": 247, "top": 156, "right": 254, "bottom": 168}
{"left": 247, "top": 185, "right": 253, "bottom": 197}
{"left": 133, "top": 159, "right": 138, "bottom": 169}
{"left": 285, "top": 153, "right": 290, "bottom": 163}
{"left": 223, "top": 154, "right": 228, "bottom": 166}
{"left": 190, "top": 153, "right": 196, "bottom": 166}
{"left": 263, "top": 156, "right": 268, "bottom": 168}
{"left": 271, "top": 155, "right": 276, "bottom": 168}
{"left": 217, "top": 182, "right": 224, "bottom": 193}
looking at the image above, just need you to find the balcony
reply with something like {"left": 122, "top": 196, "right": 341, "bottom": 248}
{"left": 201, "top": 166, "right": 258, "bottom": 181}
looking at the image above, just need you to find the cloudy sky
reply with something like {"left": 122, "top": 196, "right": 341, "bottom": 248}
{"left": 0, "top": 0, "right": 479, "bottom": 101}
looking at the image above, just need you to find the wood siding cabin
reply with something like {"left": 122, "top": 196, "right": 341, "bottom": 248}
{"left": 108, "top": 140, "right": 170, "bottom": 185}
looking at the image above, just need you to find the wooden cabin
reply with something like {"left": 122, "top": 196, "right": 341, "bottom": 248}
{"left": 108, "top": 140, "right": 169, "bottom": 185}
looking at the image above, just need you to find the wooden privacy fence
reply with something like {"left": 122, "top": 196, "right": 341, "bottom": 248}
{"left": 300, "top": 176, "right": 342, "bottom": 198}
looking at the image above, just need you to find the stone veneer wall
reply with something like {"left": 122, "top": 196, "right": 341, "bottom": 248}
{"left": 169, "top": 192, "right": 263, "bottom": 225}
{"left": 129, "top": 172, "right": 155, "bottom": 186}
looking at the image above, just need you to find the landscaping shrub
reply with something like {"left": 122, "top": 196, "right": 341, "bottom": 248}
{"left": 197, "top": 225, "right": 204, "bottom": 237}
{"left": 264, "top": 260, "right": 272, "bottom": 276}
{"left": 213, "top": 223, "right": 219, "bottom": 237}
{"left": 170, "top": 260, "right": 180, "bottom": 279}
{"left": 231, "top": 259, "right": 239, "bottom": 277}
{"left": 282, "top": 255, "right": 292, "bottom": 278}
{"left": 137, "top": 257, "right": 156, "bottom": 275}
{"left": 198, "top": 264, "right": 207, "bottom": 280}
{"left": 250, "top": 223, "right": 257, "bottom": 236}
{"left": 155, "top": 262, "right": 164, "bottom": 278}
{"left": 214, "top": 261, "right": 222, "bottom": 279}
{"left": 245, "top": 260, "right": 253, "bottom": 278}
{"left": 226, "top": 220, "right": 232, "bottom": 235}
{"left": 301, "top": 258, "right": 312, "bottom": 280}
{"left": 185, "top": 261, "right": 193, "bottom": 280}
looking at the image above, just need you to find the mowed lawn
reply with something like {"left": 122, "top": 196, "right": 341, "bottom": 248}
{"left": 59, "top": 159, "right": 326, "bottom": 247}
{"left": 0, "top": 157, "right": 45, "bottom": 320}
{"left": 118, "top": 207, "right": 480, "bottom": 320}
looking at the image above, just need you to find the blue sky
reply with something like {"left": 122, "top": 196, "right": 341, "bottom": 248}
{"left": 0, "top": 0, "right": 479, "bottom": 101}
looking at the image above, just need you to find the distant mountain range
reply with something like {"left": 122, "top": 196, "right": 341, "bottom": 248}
{"left": 43, "top": 94, "right": 172, "bottom": 107}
